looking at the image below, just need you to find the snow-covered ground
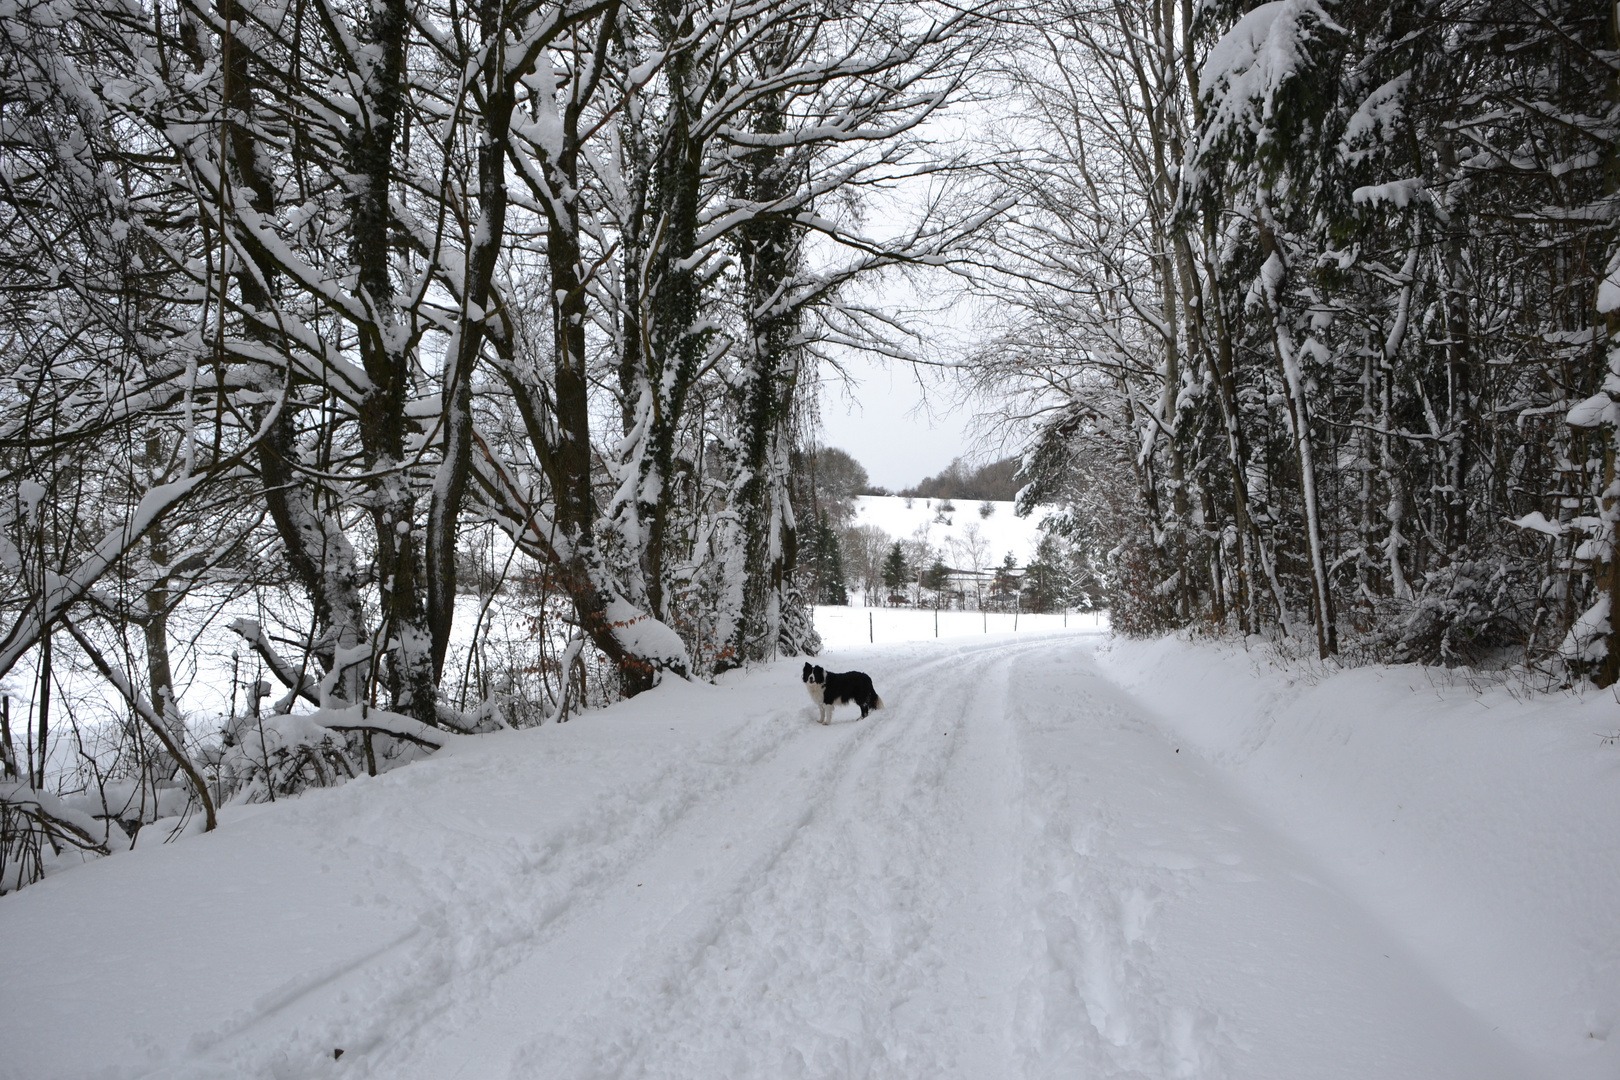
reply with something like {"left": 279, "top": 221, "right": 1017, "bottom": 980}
{"left": 3, "top": 622, "right": 1616, "bottom": 1079}
{"left": 1094, "top": 636, "right": 1620, "bottom": 1077}
{"left": 812, "top": 604, "right": 1102, "bottom": 645}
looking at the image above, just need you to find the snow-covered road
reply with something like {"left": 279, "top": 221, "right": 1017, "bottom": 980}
{"left": 1, "top": 630, "right": 1599, "bottom": 1078}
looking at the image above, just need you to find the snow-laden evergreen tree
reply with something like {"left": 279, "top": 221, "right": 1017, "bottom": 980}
{"left": 972, "top": 0, "right": 1618, "bottom": 681}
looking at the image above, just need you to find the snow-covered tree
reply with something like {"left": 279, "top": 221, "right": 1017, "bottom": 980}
{"left": 972, "top": 0, "right": 1618, "bottom": 679}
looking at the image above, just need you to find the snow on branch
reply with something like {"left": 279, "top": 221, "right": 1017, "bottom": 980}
{"left": 305, "top": 705, "right": 462, "bottom": 750}
{"left": 0, "top": 476, "right": 207, "bottom": 681}
{"left": 228, "top": 619, "right": 323, "bottom": 711}
{"left": 1189, "top": 0, "right": 1346, "bottom": 188}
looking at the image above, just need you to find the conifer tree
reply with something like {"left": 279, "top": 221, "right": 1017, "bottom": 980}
{"left": 881, "top": 543, "right": 909, "bottom": 604}
{"left": 1022, "top": 536, "right": 1065, "bottom": 614}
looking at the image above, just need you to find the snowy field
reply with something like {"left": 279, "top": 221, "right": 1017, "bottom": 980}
{"left": 3, "top": 624, "right": 1617, "bottom": 1080}
{"left": 847, "top": 495, "right": 1050, "bottom": 565}
{"left": 811, "top": 604, "right": 1102, "bottom": 646}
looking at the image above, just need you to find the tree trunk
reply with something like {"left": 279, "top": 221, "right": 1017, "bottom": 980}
{"left": 512, "top": 4, "right": 681, "bottom": 696}
{"left": 722, "top": 60, "right": 808, "bottom": 666}
{"left": 426, "top": 0, "right": 514, "bottom": 684}
{"left": 1259, "top": 218, "right": 1336, "bottom": 657}
{"left": 1435, "top": 130, "right": 1472, "bottom": 559}
{"left": 640, "top": 0, "right": 706, "bottom": 625}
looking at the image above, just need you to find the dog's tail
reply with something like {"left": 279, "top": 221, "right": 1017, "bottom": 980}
{"left": 872, "top": 696, "right": 884, "bottom": 710}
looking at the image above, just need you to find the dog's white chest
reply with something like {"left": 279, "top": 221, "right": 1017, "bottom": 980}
{"left": 804, "top": 681, "right": 825, "bottom": 705}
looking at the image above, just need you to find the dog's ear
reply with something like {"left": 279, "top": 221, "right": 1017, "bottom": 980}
{"left": 802, "top": 662, "right": 812, "bottom": 679}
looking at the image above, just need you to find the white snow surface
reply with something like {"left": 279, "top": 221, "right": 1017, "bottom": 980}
{"left": 3, "top": 621, "right": 1616, "bottom": 1079}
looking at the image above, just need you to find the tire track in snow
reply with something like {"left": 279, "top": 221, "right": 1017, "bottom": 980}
{"left": 381, "top": 657, "right": 954, "bottom": 1080}
{"left": 161, "top": 691, "right": 855, "bottom": 1080}
{"left": 1006, "top": 647, "right": 1227, "bottom": 1079}
{"left": 162, "top": 643, "right": 1043, "bottom": 1079}
{"left": 1005, "top": 643, "right": 1532, "bottom": 1080}
{"left": 142, "top": 631, "right": 1530, "bottom": 1080}
{"left": 493, "top": 639, "right": 1040, "bottom": 1080}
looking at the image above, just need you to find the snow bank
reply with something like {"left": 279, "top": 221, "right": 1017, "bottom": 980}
{"left": 1093, "top": 636, "right": 1620, "bottom": 1078}
{"left": 0, "top": 675, "right": 775, "bottom": 1080}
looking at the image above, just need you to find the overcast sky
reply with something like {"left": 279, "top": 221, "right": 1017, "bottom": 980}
{"left": 816, "top": 350, "right": 972, "bottom": 492}
{"left": 806, "top": 107, "right": 1013, "bottom": 493}
{"left": 809, "top": 230, "right": 1005, "bottom": 492}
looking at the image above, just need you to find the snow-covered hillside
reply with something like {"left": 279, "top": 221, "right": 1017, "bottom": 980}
{"left": 3, "top": 626, "right": 1616, "bottom": 1079}
{"left": 848, "top": 495, "right": 1050, "bottom": 565}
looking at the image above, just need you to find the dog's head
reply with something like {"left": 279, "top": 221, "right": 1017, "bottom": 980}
{"left": 801, "top": 662, "right": 825, "bottom": 686}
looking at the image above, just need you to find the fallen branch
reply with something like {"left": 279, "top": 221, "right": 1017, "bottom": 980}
{"left": 228, "top": 618, "right": 321, "bottom": 709}
{"left": 0, "top": 783, "right": 112, "bottom": 855}
{"left": 321, "top": 723, "right": 445, "bottom": 751}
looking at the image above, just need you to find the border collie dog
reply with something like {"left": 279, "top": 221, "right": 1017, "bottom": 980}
{"left": 802, "top": 663, "right": 884, "bottom": 725}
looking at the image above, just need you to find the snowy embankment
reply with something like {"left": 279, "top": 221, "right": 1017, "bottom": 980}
{"left": 1094, "top": 637, "right": 1620, "bottom": 1077}
{"left": 1, "top": 621, "right": 1614, "bottom": 1080}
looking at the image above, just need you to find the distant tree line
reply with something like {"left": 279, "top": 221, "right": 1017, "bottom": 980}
{"left": 861, "top": 531, "right": 1098, "bottom": 614}
{"left": 898, "top": 457, "right": 1022, "bottom": 503}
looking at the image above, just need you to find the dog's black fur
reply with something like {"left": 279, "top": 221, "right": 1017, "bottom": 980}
{"left": 802, "top": 663, "right": 884, "bottom": 725}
